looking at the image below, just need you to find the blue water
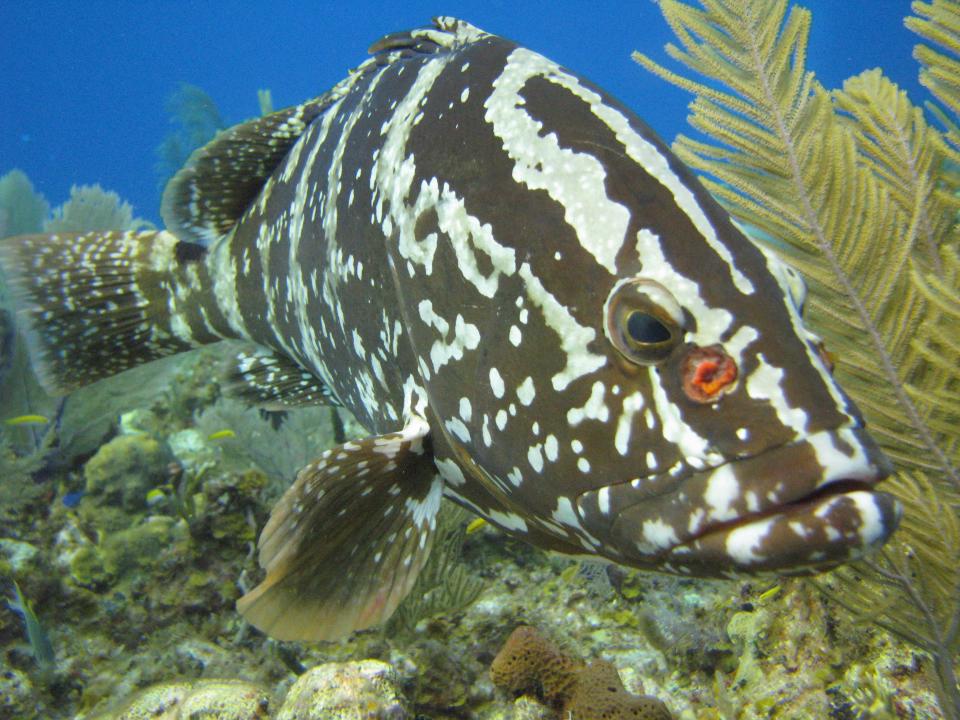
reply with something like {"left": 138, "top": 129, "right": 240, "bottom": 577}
{"left": 0, "top": 1, "right": 928, "bottom": 225}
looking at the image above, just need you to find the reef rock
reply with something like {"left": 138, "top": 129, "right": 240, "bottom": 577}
{"left": 276, "top": 660, "right": 409, "bottom": 720}
{"left": 110, "top": 678, "right": 270, "bottom": 719}
{"left": 84, "top": 433, "right": 170, "bottom": 510}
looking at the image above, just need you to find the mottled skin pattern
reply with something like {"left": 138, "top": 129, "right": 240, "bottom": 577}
{"left": 183, "top": 19, "right": 896, "bottom": 574}
{"left": 1, "top": 19, "right": 900, "bottom": 640}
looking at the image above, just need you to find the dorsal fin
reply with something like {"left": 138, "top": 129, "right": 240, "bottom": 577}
{"left": 367, "top": 17, "right": 489, "bottom": 59}
{"left": 160, "top": 18, "right": 487, "bottom": 249}
{"left": 160, "top": 98, "right": 330, "bottom": 246}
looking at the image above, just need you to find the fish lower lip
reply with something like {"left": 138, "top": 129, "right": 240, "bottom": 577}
{"left": 687, "top": 478, "right": 879, "bottom": 543}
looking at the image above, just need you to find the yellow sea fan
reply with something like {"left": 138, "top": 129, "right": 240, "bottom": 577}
{"left": 634, "top": 0, "right": 960, "bottom": 714}
{"left": 907, "top": 0, "right": 960, "bottom": 150}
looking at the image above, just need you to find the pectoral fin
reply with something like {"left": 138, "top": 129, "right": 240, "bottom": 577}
{"left": 237, "top": 415, "right": 440, "bottom": 641}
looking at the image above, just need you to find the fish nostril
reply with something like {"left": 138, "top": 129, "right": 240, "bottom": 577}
{"left": 681, "top": 345, "right": 738, "bottom": 403}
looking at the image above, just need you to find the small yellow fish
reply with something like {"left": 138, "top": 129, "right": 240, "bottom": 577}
{"left": 145, "top": 488, "right": 168, "bottom": 506}
{"left": 4, "top": 415, "right": 49, "bottom": 426}
{"left": 758, "top": 584, "right": 781, "bottom": 602}
{"left": 208, "top": 429, "right": 236, "bottom": 440}
{"left": 466, "top": 517, "right": 488, "bottom": 535}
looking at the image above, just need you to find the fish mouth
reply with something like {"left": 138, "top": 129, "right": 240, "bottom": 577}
{"left": 669, "top": 480, "right": 902, "bottom": 576}
{"left": 582, "top": 425, "right": 902, "bottom": 576}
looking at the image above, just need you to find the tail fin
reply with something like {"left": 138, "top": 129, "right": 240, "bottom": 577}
{"left": 0, "top": 230, "right": 215, "bottom": 394}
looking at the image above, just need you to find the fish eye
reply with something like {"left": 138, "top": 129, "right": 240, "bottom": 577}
{"left": 604, "top": 278, "right": 684, "bottom": 365}
{"left": 626, "top": 311, "right": 671, "bottom": 344}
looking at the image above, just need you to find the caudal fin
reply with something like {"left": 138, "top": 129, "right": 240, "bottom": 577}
{"left": 0, "top": 229, "right": 213, "bottom": 394}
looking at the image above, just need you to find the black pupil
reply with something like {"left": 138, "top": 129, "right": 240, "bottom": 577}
{"left": 626, "top": 311, "right": 671, "bottom": 344}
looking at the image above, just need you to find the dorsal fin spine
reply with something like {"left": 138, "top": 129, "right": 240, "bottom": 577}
{"left": 160, "top": 98, "right": 331, "bottom": 247}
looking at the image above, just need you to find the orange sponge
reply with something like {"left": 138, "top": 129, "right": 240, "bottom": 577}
{"left": 490, "top": 625, "right": 672, "bottom": 720}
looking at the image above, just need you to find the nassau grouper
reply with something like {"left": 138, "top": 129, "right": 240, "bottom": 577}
{"left": 0, "top": 18, "right": 900, "bottom": 641}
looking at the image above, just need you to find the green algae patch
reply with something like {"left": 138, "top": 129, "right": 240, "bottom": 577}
{"left": 84, "top": 434, "right": 170, "bottom": 511}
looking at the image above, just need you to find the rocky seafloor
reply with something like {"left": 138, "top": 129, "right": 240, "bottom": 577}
{"left": 0, "top": 347, "right": 944, "bottom": 719}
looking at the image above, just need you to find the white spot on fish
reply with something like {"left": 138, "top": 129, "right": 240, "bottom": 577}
{"left": 704, "top": 465, "right": 741, "bottom": 522}
{"left": 486, "top": 48, "right": 629, "bottom": 274}
{"left": 489, "top": 509, "right": 527, "bottom": 532}
{"left": 527, "top": 444, "right": 544, "bottom": 473}
{"left": 746, "top": 356, "right": 808, "bottom": 436}
{"left": 598, "top": 486, "right": 611, "bottom": 515}
{"left": 725, "top": 518, "right": 775, "bottom": 564}
{"left": 517, "top": 376, "right": 536, "bottom": 406}
{"left": 544, "top": 434, "right": 558, "bottom": 462}
{"left": 640, "top": 518, "right": 679, "bottom": 552}
{"left": 567, "top": 381, "right": 608, "bottom": 426}
{"left": 489, "top": 367, "right": 505, "bottom": 398}
{"left": 614, "top": 391, "right": 644, "bottom": 455}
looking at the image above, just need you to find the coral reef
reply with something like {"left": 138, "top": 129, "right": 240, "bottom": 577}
{"left": 155, "top": 83, "right": 225, "bottom": 193}
{"left": 44, "top": 183, "right": 149, "bottom": 233}
{"left": 491, "top": 625, "right": 673, "bottom": 720}
{"left": 276, "top": 660, "right": 409, "bottom": 719}
{"left": 106, "top": 679, "right": 270, "bottom": 720}
{"left": 387, "top": 503, "right": 485, "bottom": 636}
{"left": 83, "top": 434, "right": 170, "bottom": 511}
{"left": 194, "top": 396, "right": 354, "bottom": 487}
{"left": 0, "top": 169, "right": 48, "bottom": 238}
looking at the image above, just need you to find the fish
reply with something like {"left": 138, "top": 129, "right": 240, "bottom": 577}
{"left": 8, "top": 581, "right": 55, "bottom": 677}
{"left": 0, "top": 306, "right": 15, "bottom": 387}
{"left": 4, "top": 414, "right": 49, "bottom": 426}
{"left": 0, "top": 17, "right": 900, "bottom": 642}
{"left": 61, "top": 490, "right": 84, "bottom": 508}
{"left": 465, "top": 517, "right": 488, "bottom": 535}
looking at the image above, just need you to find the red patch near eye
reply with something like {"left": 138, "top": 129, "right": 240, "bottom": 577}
{"left": 682, "top": 345, "right": 738, "bottom": 403}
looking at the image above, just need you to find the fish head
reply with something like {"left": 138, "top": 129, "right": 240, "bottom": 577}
{"left": 388, "top": 21, "right": 900, "bottom": 576}
{"left": 575, "top": 232, "right": 901, "bottom": 576}
{"left": 459, "top": 184, "right": 901, "bottom": 577}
